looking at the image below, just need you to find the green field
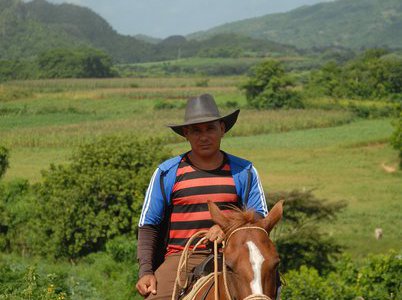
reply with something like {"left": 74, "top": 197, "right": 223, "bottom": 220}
{"left": 0, "top": 77, "right": 401, "bottom": 299}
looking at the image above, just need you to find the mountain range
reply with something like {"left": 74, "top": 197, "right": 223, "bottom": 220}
{"left": 190, "top": 0, "right": 402, "bottom": 50}
{"left": 1, "top": 0, "right": 401, "bottom": 63}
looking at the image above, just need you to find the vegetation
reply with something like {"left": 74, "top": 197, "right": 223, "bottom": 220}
{"left": 282, "top": 251, "right": 402, "bottom": 299}
{"left": 269, "top": 190, "right": 346, "bottom": 274}
{"left": 242, "top": 60, "right": 303, "bottom": 109}
{"left": 0, "top": 146, "right": 9, "bottom": 179}
{"left": 190, "top": 0, "right": 402, "bottom": 50}
{"left": 37, "top": 137, "right": 169, "bottom": 258}
{"left": 0, "top": 48, "right": 115, "bottom": 81}
{"left": 308, "top": 49, "right": 402, "bottom": 100}
{"left": 391, "top": 110, "right": 402, "bottom": 168}
{"left": 0, "top": 13, "right": 401, "bottom": 294}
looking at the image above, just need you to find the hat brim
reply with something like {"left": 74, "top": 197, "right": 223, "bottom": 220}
{"left": 167, "top": 109, "right": 240, "bottom": 137}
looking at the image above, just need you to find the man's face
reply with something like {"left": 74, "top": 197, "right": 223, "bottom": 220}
{"left": 183, "top": 121, "right": 225, "bottom": 158}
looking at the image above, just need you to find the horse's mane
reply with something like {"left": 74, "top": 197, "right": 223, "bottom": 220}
{"left": 222, "top": 205, "right": 260, "bottom": 235}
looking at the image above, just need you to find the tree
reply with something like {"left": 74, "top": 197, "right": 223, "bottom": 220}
{"left": 268, "top": 189, "right": 346, "bottom": 274}
{"left": 34, "top": 136, "right": 171, "bottom": 258}
{"left": 242, "top": 60, "right": 303, "bottom": 109}
{"left": 391, "top": 111, "right": 402, "bottom": 169}
{"left": 0, "top": 146, "right": 9, "bottom": 179}
{"left": 37, "top": 48, "right": 115, "bottom": 78}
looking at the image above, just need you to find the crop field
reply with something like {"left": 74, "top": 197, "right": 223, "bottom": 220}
{"left": 0, "top": 76, "right": 401, "bottom": 299}
{"left": 0, "top": 77, "right": 402, "bottom": 256}
{"left": 0, "top": 77, "right": 401, "bottom": 254}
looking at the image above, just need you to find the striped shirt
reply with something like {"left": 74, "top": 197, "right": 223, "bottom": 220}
{"left": 166, "top": 154, "right": 239, "bottom": 255}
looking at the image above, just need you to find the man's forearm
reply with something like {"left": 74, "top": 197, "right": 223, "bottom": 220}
{"left": 137, "top": 225, "right": 159, "bottom": 278}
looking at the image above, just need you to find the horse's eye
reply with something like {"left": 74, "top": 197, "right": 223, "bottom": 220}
{"left": 226, "top": 265, "right": 234, "bottom": 272}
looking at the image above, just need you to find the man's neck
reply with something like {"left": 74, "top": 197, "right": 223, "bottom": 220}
{"left": 187, "top": 151, "right": 224, "bottom": 170}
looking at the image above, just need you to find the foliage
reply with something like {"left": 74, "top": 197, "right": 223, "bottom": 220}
{"left": 34, "top": 136, "right": 171, "bottom": 258}
{"left": 0, "top": 146, "right": 9, "bottom": 179}
{"left": 269, "top": 189, "right": 346, "bottom": 274}
{"left": 0, "top": 179, "right": 35, "bottom": 254}
{"left": 282, "top": 251, "right": 402, "bottom": 300}
{"left": 242, "top": 60, "right": 303, "bottom": 109}
{"left": 308, "top": 49, "right": 402, "bottom": 101}
{"left": 390, "top": 110, "right": 402, "bottom": 168}
{"left": 191, "top": 0, "right": 402, "bottom": 50}
{"left": 37, "top": 48, "right": 115, "bottom": 79}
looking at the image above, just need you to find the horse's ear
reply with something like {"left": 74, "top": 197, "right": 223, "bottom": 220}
{"left": 259, "top": 200, "right": 284, "bottom": 234}
{"left": 208, "top": 201, "right": 230, "bottom": 230}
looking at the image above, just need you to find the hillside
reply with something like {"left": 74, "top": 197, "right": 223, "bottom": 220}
{"left": 0, "top": 0, "right": 298, "bottom": 64}
{"left": 0, "top": 0, "right": 153, "bottom": 63}
{"left": 189, "top": 0, "right": 402, "bottom": 50}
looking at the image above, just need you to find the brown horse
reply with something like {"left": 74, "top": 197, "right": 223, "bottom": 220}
{"left": 179, "top": 200, "right": 283, "bottom": 300}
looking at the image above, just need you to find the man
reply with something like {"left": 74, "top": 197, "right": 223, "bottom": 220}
{"left": 136, "top": 94, "right": 268, "bottom": 299}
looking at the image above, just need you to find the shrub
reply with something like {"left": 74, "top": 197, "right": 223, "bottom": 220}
{"left": 0, "top": 145, "right": 9, "bottom": 179}
{"left": 35, "top": 136, "right": 171, "bottom": 259}
{"left": 106, "top": 235, "right": 137, "bottom": 263}
{"left": 282, "top": 251, "right": 402, "bottom": 300}
{"left": 390, "top": 111, "right": 402, "bottom": 168}
{"left": 269, "top": 189, "right": 346, "bottom": 274}
{"left": 242, "top": 60, "right": 303, "bottom": 110}
{"left": 37, "top": 48, "right": 115, "bottom": 79}
{"left": 154, "top": 100, "right": 177, "bottom": 110}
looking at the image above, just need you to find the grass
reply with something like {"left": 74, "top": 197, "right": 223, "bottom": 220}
{"left": 170, "top": 119, "right": 402, "bottom": 256}
{"left": 0, "top": 76, "right": 401, "bottom": 299}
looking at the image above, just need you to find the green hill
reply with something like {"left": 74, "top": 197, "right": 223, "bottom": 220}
{"left": 189, "top": 0, "right": 402, "bottom": 50}
{"left": 0, "top": 0, "right": 153, "bottom": 63}
{"left": 0, "top": 0, "right": 298, "bottom": 64}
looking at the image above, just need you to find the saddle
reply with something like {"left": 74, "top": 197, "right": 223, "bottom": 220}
{"left": 177, "top": 253, "right": 223, "bottom": 300}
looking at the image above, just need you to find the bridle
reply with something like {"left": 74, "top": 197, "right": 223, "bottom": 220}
{"left": 222, "top": 226, "right": 272, "bottom": 300}
{"left": 172, "top": 226, "right": 273, "bottom": 300}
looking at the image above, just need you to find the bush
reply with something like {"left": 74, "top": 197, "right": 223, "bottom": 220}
{"left": 390, "top": 111, "right": 402, "bottom": 168}
{"left": 34, "top": 136, "right": 171, "bottom": 259}
{"left": 37, "top": 48, "right": 115, "bottom": 79}
{"left": 106, "top": 235, "right": 137, "bottom": 263}
{"left": 282, "top": 251, "right": 402, "bottom": 300}
{"left": 269, "top": 189, "right": 346, "bottom": 274}
{"left": 0, "top": 145, "right": 9, "bottom": 179}
{"left": 242, "top": 60, "right": 303, "bottom": 109}
{"left": 0, "top": 179, "right": 40, "bottom": 255}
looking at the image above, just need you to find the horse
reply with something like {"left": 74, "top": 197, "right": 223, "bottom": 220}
{"left": 173, "top": 200, "right": 284, "bottom": 300}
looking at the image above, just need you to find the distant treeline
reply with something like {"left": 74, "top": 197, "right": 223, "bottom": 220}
{"left": 0, "top": 48, "right": 115, "bottom": 81}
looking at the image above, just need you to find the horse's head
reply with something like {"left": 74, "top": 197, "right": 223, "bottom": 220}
{"left": 208, "top": 200, "right": 284, "bottom": 300}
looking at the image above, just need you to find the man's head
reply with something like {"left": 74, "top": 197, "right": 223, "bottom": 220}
{"left": 167, "top": 93, "right": 239, "bottom": 137}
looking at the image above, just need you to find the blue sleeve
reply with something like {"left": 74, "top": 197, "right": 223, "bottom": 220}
{"left": 246, "top": 166, "right": 269, "bottom": 217}
{"left": 138, "top": 168, "right": 166, "bottom": 227}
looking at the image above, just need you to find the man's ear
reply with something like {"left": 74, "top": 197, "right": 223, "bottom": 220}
{"left": 182, "top": 126, "right": 189, "bottom": 139}
{"left": 220, "top": 121, "right": 226, "bottom": 136}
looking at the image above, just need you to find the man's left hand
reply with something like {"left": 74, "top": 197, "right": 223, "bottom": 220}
{"left": 204, "top": 224, "right": 225, "bottom": 244}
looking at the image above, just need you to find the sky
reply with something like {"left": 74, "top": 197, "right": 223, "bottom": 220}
{"left": 44, "top": 0, "right": 334, "bottom": 38}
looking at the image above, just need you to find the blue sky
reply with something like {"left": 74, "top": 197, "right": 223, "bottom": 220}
{"left": 44, "top": 0, "right": 334, "bottom": 38}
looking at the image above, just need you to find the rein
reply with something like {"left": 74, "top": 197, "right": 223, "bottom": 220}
{"left": 172, "top": 227, "right": 272, "bottom": 300}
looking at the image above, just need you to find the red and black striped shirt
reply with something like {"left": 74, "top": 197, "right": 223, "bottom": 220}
{"left": 166, "top": 154, "right": 239, "bottom": 255}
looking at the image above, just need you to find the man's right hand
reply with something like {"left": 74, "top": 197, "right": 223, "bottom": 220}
{"left": 136, "top": 274, "right": 157, "bottom": 297}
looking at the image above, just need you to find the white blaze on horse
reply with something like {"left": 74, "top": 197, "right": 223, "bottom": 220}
{"left": 174, "top": 200, "right": 284, "bottom": 300}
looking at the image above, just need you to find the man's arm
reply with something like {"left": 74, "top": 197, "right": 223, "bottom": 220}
{"left": 246, "top": 166, "right": 269, "bottom": 217}
{"left": 136, "top": 167, "right": 166, "bottom": 296}
{"left": 137, "top": 225, "right": 159, "bottom": 278}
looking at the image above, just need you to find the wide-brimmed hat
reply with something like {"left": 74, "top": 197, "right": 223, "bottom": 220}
{"left": 167, "top": 94, "right": 240, "bottom": 137}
